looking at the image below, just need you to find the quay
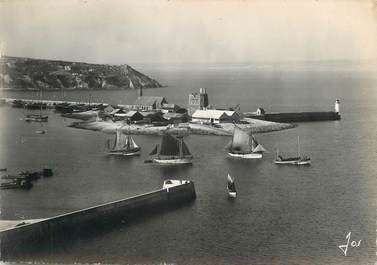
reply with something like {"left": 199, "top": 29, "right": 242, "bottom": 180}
{"left": 0, "top": 97, "right": 108, "bottom": 109}
{"left": 0, "top": 180, "right": 196, "bottom": 260}
{"left": 244, "top": 111, "right": 341, "bottom": 122}
{"left": 244, "top": 100, "right": 341, "bottom": 122}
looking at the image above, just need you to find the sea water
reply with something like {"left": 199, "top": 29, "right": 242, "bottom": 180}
{"left": 0, "top": 62, "right": 376, "bottom": 264}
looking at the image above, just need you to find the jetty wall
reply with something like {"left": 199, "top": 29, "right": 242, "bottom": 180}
{"left": 0, "top": 181, "right": 196, "bottom": 260}
{"left": 0, "top": 97, "right": 107, "bottom": 108}
{"left": 244, "top": 111, "right": 341, "bottom": 122}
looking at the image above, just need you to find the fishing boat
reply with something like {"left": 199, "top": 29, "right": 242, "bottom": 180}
{"left": 0, "top": 178, "right": 33, "bottom": 190}
{"left": 149, "top": 133, "right": 193, "bottom": 165}
{"left": 24, "top": 89, "right": 48, "bottom": 122}
{"left": 226, "top": 125, "right": 266, "bottom": 159}
{"left": 35, "top": 129, "right": 46, "bottom": 134}
{"left": 25, "top": 113, "right": 48, "bottom": 122}
{"left": 274, "top": 136, "right": 311, "bottom": 165}
{"left": 107, "top": 129, "right": 140, "bottom": 156}
{"left": 227, "top": 174, "right": 237, "bottom": 198}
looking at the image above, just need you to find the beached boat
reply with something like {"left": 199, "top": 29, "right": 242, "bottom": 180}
{"left": 227, "top": 174, "right": 237, "bottom": 198}
{"left": 107, "top": 129, "right": 140, "bottom": 156}
{"left": 274, "top": 136, "right": 311, "bottom": 165}
{"left": 226, "top": 125, "right": 266, "bottom": 159}
{"left": 149, "top": 133, "right": 193, "bottom": 165}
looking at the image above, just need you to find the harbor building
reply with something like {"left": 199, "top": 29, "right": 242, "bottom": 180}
{"left": 256, "top": 108, "right": 265, "bottom": 116}
{"left": 131, "top": 96, "right": 167, "bottom": 111}
{"left": 188, "top": 88, "right": 209, "bottom": 116}
{"left": 191, "top": 109, "right": 240, "bottom": 124}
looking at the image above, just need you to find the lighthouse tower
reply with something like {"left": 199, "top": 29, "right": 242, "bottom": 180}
{"left": 335, "top": 99, "right": 340, "bottom": 114}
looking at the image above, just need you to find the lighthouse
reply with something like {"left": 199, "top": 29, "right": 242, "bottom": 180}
{"left": 335, "top": 99, "right": 340, "bottom": 114}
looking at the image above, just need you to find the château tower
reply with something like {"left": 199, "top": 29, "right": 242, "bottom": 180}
{"left": 188, "top": 87, "right": 209, "bottom": 116}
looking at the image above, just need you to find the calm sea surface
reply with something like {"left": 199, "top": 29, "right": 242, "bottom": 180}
{"left": 0, "top": 63, "right": 376, "bottom": 264}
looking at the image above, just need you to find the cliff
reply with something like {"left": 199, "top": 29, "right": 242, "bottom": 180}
{"left": 0, "top": 56, "right": 162, "bottom": 90}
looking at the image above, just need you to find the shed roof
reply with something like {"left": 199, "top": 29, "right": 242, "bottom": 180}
{"left": 192, "top": 109, "right": 237, "bottom": 119}
{"left": 133, "top": 96, "right": 166, "bottom": 107}
{"left": 124, "top": 110, "right": 141, "bottom": 117}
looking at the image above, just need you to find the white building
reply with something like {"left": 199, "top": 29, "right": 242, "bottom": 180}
{"left": 191, "top": 109, "right": 239, "bottom": 124}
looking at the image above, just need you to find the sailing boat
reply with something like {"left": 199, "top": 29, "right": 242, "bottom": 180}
{"left": 149, "top": 133, "right": 193, "bottom": 165}
{"left": 24, "top": 88, "right": 48, "bottom": 122}
{"left": 226, "top": 125, "right": 266, "bottom": 159}
{"left": 107, "top": 129, "right": 140, "bottom": 156}
{"left": 274, "top": 136, "right": 311, "bottom": 165}
{"left": 227, "top": 174, "right": 237, "bottom": 198}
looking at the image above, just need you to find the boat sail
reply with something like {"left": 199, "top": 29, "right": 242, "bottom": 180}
{"left": 107, "top": 129, "right": 140, "bottom": 156}
{"left": 24, "top": 88, "right": 48, "bottom": 122}
{"left": 227, "top": 174, "right": 237, "bottom": 198}
{"left": 149, "top": 133, "right": 193, "bottom": 165}
{"left": 226, "top": 125, "right": 266, "bottom": 159}
{"left": 274, "top": 136, "right": 311, "bottom": 165}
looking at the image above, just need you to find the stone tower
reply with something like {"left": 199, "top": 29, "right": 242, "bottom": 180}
{"left": 188, "top": 87, "right": 209, "bottom": 116}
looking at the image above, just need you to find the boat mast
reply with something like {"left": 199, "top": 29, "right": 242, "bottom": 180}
{"left": 179, "top": 137, "right": 183, "bottom": 158}
{"left": 39, "top": 87, "right": 42, "bottom": 117}
{"left": 297, "top": 136, "right": 300, "bottom": 157}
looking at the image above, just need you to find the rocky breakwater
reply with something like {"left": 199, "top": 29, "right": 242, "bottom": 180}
{"left": 0, "top": 56, "right": 162, "bottom": 90}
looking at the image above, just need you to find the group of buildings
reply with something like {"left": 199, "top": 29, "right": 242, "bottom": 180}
{"left": 99, "top": 86, "right": 241, "bottom": 125}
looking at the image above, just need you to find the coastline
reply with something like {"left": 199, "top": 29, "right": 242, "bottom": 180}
{"left": 69, "top": 117, "right": 296, "bottom": 136}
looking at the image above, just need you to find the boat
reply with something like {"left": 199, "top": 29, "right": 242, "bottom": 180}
{"left": 227, "top": 174, "right": 237, "bottom": 198}
{"left": 107, "top": 129, "right": 140, "bottom": 156}
{"left": 12, "top": 99, "right": 26, "bottom": 108}
{"left": 24, "top": 113, "right": 48, "bottom": 122}
{"left": 149, "top": 133, "right": 193, "bottom": 165}
{"left": 226, "top": 125, "right": 266, "bottom": 159}
{"left": 35, "top": 130, "right": 46, "bottom": 134}
{"left": 24, "top": 89, "right": 48, "bottom": 122}
{"left": 274, "top": 136, "right": 311, "bottom": 165}
{"left": 0, "top": 178, "right": 33, "bottom": 190}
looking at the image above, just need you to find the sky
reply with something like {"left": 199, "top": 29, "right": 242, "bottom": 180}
{"left": 0, "top": 0, "right": 376, "bottom": 65}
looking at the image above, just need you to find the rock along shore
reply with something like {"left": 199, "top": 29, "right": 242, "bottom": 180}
{"left": 69, "top": 117, "right": 296, "bottom": 136}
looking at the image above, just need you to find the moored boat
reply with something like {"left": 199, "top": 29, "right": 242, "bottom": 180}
{"left": 149, "top": 133, "right": 193, "bottom": 165}
{"left": 227, "top": 174, "right": 237, "bottom": 198}
{"left": 0, "top": 178, "right": 33, "bottom": 190}
{"left": 24, "top": 89, "right": 49, "bottom": 122}
{"left": 274, "top": 136, "right": 311, "bottom": 165}
{"left": 226, "top": 125, "right": 266, "bottom": 159}
{"left": 107, "top": 128, "right": 140, "bottom": 156}
{"left": 25, "top": 113, "right": 48, "bottom": 122}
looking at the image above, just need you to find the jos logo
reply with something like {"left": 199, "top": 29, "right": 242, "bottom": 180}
{"left": 338, "top": 232, "right": 361, "bottom": 256}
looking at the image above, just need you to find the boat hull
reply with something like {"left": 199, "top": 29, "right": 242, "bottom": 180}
{"left": 108, "top": 149, "right": 140, "bottom": 156}
{"left": 25, "top": 115, "right": 48, "bottom": 122}
{"left": 153, "top": 157, "right": 192, "bottom": 165}
{"left": 274, "top": 159, "right": 311, "bottom": 165}
{"left": 228, "top": 152, "right": 262, "bottom": 159}
{"left": 228, "top": 191, "right": 237, "bottom": 198}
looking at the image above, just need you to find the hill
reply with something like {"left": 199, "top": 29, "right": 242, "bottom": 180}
{"left": 0, "top": 56, "right": 162, "bottom": 90}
